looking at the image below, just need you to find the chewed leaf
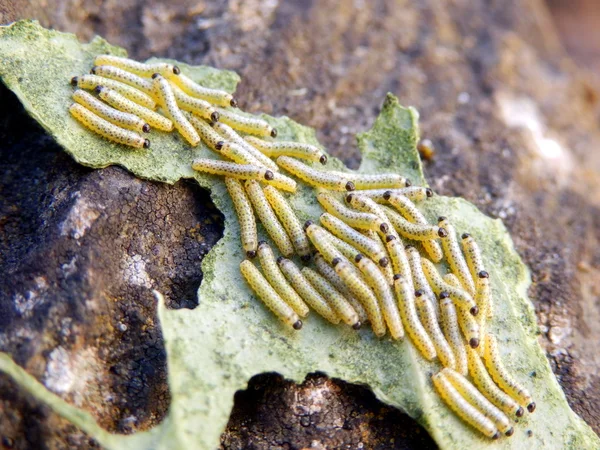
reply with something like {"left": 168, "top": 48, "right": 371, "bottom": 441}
{"left": 0, "top": 20, "right": 598, "bottom": 450}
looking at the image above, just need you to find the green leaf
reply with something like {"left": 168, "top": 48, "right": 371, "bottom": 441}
{"left": 1, "top": 20, "right": 598, "bottom": 450}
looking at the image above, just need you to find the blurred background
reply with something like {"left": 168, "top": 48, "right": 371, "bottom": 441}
{"left": 1, "top": 1, "right": 599, "bottom": 449}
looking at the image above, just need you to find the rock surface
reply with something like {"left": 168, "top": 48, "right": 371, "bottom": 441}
{"left": 1, "top": 0, "right": 600, "bottom": 448}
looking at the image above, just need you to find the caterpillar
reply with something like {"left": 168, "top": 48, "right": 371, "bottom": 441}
{"left": 420, "top": 257, "right": 478, "bottom": 316}
{"left": 245, "top": 180, "right": 295, "bottom": 257}
{"left": 217, "top": 108, "right": 276, "bottom": 137}
{"left": 304, "top": 221, "right": 346, "bottom": 264}
{"left": 482, "top": 334, "right": 535, "bottom": 413}
{"left": 385, "top": 235, "right": 413, "bottom": 284}
{"left": 93, "top": 54, "right": 180, "bottom": 78}
{"left": 384, "top": 206, "right": 447, "bottom": 241}
{"left": 438, "top": 217, "right": 476, "bottom": 296}
{"left": 169, "top": 72, "right": 237, "bottom": 107}
{"left": 302, "top": 267, "right": 361, "bottom": 329}
{"left": 224, "top": 177, "right": 258, "bottom": 258}
{"left": 442, "top": 292, "right": 480, "bottom": 349}
{"left": 256, "top": 241, "right": 310, "bottom": 317}
{"left": 90, "top": 65, "right": 154, "bottom": 95}
{"left": 461, "top": 233, "right": 486, "bottom": 281}
{"left": 245, "top": 136, "right": 328, "bottom": 165}
{"left": 393, "top": 274, "right": 436, "bottom": 360}
{"left": 415, "top": 289, "right": 456, "bottom": 369}
{"left": 345, "top": 193, "right": 392, "bottom": 235}
{"left": 385, "top": 192, "right": 443, "bottom": 262}
{"left": 476, "top": 270, "right": 493, "bottom": 320}
{"left": 216, "top": 140, "right": 267, "bottom": 167}
{"left": 331, "top": 257, "right": 386, "bottom": 337}
{"left": 170, "top": 82, "right": 219, "bottom": 122}
{"left": 240, "top": 259, "right": 302, "bottom": 330}
{"left": 432, "top": 371, "right": 501, "bottom": 439}
{"left": 263, "top": 171, "right": 298, "bottom": 193}
{"left": 320, "top": 213, "right": 389, "bottom": 267}
{"left": 263, "top": 185, "right": 312, "bottom": 261}
{"left": 187, "top": 114, "right": 225, "bottom": 151}
{"left": 277, "top": 156, "right": 355, "bottom": 191}
{"left": 442, "top": 368, "right": 514, "bottom": 436}
{"left": 317, "top": 192, "right": 384, "bottom": 232}
{"left": 69, "top": 103, "right": 149, "bottom": 149}
{"left": 330, "top": 172, "right": 410, "bottom": 190}
{"left": 151, "top": 74, "right": 200, "bottom": 146}
{"left": 355, "top": 254, "right": 404, "bottom": 340}
{"left": 439, "top": 293, "right": 468, "bottom": 376}
{"left": 212, "top": 121, "right": 279, "bottom": 171}
{"left": 72, "top": 89, "right": 149, "bottom": 133}
{"left": 347, "top": 187, "right": 434, "bottom": 204}
{"left": 313, "top": 253, "right": 368, "bottom": 323}
{"left": 277, "top": 258, "right": 340, "bottom": 325}
{"left": 466, "top": 347, "right": 525, "bottom": 418}
{"left": 191, "top": 159, "right": 274, "bottom": 181}
{"left": 96, "top": 86, "right": 173, "bottom": 131}
{"left": 71, "top": 75, "right": 157, "bottom": 109}
{"left": 405, "top": 246, "right": 438, "bottom": 315}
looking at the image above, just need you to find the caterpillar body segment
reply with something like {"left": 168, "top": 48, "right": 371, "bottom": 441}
{"left": 345, "top": 194, "right": 392, "bottom": 238}
{"left": 302, "top": 267, "right": 360, "bottom": 328}
{"left": 385, "top": 192, "right": 443, "bottom": 262}
{"left": 170, "top": 82, "right": 219, "bottom": 122}
{"left": 218, "top": 141, "right": 266, "bottom": 167}
{"left": 384, "top": 206, "right": 445, "bottom": 241}
{"left": 245, "top": 181, "right": 295, "bottom": 257}
{"left": 240, "top": 260, "right": 302, "bottom": 330}
{"left": 192, "top": 159, "right": 274, "bottom": 181}
{"left": 218, "top": 108, "right": 276, "bottom": 137}
{"left": 72, "top": 74, "right": 156, "bottom": 109}
{"left": 442, "top": 368, "right": 514, "bottom": 436}
{"left": 69, "top": 104, "right": 149, "bottom": 149}
{"left": 225, "top": 178, "right": 258, "bottom": 258}
{"left": 320, "top": 213, "right": 389, "bottom": 267}
{"left": 482, "top": 334, "right": 535, "bottom": 412}
{"left": 256, "top": 242, "right": 309, "bottom": 317}
{"left": 277, "top": 258, "right": 340, "bottom": 324}
{"left": 187, "top": 114, "right": 224, "bottom": 151}
{"left": 405, "top": 246, "right": 438, "bottom": 316}
{"left": 331, "top": 258, "right": 386, "bottom": 337}
{"left": 317, "top": 192, "right": 383, "bottom": 231}
{"left": 320, "top": 227, "right": 361, "bottom": 261}
{"left": 91, "top": 65, "right": 154, "bottom": 95}
{"left": 152, "top": 74, "right": 200, "bottom": 146}
{"left": 432, "top": 372, "right": 501, "bottom": 439}
{"left": 170, "top": 73, "right": 237, "bottom": 107}
{"left": 350, "top": 187, "right": 434, "bottom": 203}
{"left": 96, "top": 86, "right": 173, "bottom": 131}
{"left": 415, "top": 290, "right": 455, "bottom": 369}
{"left": 93, "top": 54, "right": 179, "bottom": 78}
{"left": 438, "top": 217, "right": 476, "bottom": 296}
{"left": 476, "top": 270, "right": 493, "bottom": 320}
{"left": 246, "top": 136, "right": 327, "bottom": 164}
{"left": 278, "top": 156, "right": 354, "bottom": 191}
{"left": 439, "top": 295, "right": 468, "bottom": 376}
{"left": 72, "top": 89, "right": 148, "bottom": 133}
{"left": 466, "top": 348, "right": 525, "bottom": 418}
{"left": 212, "top": 121, "right": 279, "bottom": 171}
{"left": 385, "top": 235, "right": 412, "bottom": 285}
{"left": 329, "top": 171, "right": 409, "bottom": 190}
{"left": 420, "top": 257, "right": 478, "bottom": 316}
{"left": 263, "top": 186, "right": 311, "bottom": 260}
{"left": 313, "top": 253, "right": 368, "bottom": 323}
{"left": 393, "top": 275, "right": 436, "bottom": 360}
{"left": 355, "top": 254, "right": 404, "bottom": 340}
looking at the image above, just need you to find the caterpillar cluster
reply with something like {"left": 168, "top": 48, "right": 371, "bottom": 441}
{"left": 67, "top": 55, "right": 535, "bottom": 440}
